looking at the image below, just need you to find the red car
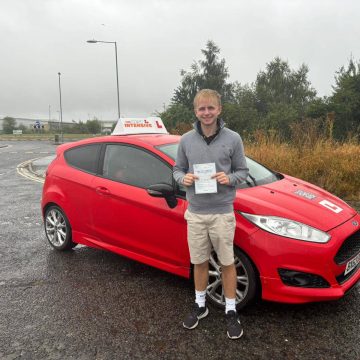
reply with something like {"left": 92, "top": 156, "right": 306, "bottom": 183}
{"left": 41, "top": 119, "right": 360, "bottom": 309}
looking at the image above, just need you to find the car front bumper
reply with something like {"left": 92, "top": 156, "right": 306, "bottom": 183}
{"left": 240, "top": 213, "right": 360, "bottom": 304}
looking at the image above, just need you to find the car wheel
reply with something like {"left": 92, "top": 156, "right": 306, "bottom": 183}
{"left": 44, "top": 205, "right": 76, "bottom": 251}
{"left": 206, "top": 247, "right": 257, "bottom": 310}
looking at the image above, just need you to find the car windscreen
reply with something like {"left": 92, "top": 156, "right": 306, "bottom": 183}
{"left": 156, "top": 142, "right": 281, "bottom": 188}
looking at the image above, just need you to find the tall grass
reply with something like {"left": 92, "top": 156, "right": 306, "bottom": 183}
{"left": 245, "top": 119, "right": 360, "bottom": 200}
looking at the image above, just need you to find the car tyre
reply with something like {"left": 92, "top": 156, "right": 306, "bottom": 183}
{"left": 206, "top": 247, "right": 257, "bottom": 310}
{"left": 44, "top": 205, "right": 76, "bottom": 251}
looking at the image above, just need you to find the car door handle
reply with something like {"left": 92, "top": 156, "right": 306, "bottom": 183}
{"left": 95, "top": 186, "right": 111, "bottom": 196}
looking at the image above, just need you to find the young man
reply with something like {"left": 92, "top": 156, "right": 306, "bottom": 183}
{"left": 173, "top": 89, "right": 249, "bottom": 339}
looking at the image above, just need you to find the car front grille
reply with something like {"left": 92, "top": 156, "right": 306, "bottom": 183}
{"left": 336, "top": 264, "right": 360, "bottom": 284}
{"left": 334, "top": 230, "right": 360, "bottom": 265}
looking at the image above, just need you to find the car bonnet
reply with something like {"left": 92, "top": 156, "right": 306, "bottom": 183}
{"left": 234, "top": 175, "right": 357, "bottom": 232}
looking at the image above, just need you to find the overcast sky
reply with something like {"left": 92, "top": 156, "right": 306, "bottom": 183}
{"left": 1, "top": 0, "right": 359, "bottom": 122}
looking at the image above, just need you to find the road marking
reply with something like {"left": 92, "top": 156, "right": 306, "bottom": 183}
{"left": 39, "top": 151, "right": 49, "bottom": 154}
{"left": 17, "top": 158, "right": 45, "bottom": 184}
{"left": 25, "top": 151, "right": 34, "bottom": 154}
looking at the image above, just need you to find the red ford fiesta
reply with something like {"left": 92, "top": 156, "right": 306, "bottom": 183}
{"left": 41, "top": 118, "right": 360, "bottom": 309}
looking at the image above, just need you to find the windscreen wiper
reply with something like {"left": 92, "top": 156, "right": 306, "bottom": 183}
{"left": 245, "top": 173, "right": 257, "bottom": 187}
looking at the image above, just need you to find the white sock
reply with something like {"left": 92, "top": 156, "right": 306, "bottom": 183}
{"left": 195, "top": 290, "right": 206, "bottom": 308}
{"left": 225, "top": 297, "right": 236, "bottom": 314}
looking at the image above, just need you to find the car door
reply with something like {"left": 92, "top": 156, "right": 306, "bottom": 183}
{"left": 58, "top": 143, "right": 101, "bottom": 238}
{"left": 91, "top": 143, "right": 189, "bottom": 274}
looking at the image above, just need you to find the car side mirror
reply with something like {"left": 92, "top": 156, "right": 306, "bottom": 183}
{"left": 147, "top": 183, "right": 178, "bottom": 209}
{"left": 147, "top": 183, "right": 174, "bottom": 197}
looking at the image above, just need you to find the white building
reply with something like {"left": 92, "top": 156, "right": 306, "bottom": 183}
{"left": 0, "top": 117, "right": 115, "bottom": 133}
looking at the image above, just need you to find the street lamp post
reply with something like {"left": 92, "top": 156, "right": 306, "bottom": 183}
{"left": 87, "top": 39, "right": 121, "bottom": 119}
{"left": 58, "top": 72, "right": 63, "bottom": 142}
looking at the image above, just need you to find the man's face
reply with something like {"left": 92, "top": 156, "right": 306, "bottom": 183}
{"left": 194, "top": 97, "right": 222, "bottom": 128}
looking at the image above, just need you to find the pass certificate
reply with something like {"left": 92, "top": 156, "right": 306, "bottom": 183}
{"left": 193, "top": 163, "right": 217, "bottom": 194}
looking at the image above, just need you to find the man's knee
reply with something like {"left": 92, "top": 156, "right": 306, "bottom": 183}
{"left": 221, "top": 262, "right": 235, "bottom": 272}
{"left": 194, "top": 260, "right": 209, "bottom": 270}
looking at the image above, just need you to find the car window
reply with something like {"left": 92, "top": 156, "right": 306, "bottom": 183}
{"left": 155, "top": 143, "right": 178, "bottom": 160}
{"left": 157, "top": 142, "right": 281, "bottom": 188}
{"left": 102, "top": 144, "right": 173, "bottom": 188}
{"left": 64, "top": 144, "right": 101, "bottom": 174}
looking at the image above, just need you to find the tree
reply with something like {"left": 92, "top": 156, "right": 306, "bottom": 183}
{"left": 254, "top": 57, "right": 317, "bottom": 138}
{"left": 306, "top": 97, "right": 329, "bottom": 119}
{"left": 86, "top": 119, "right": 101, "bottom": 134}
{"left": 158, "top": 103, "right": 195, "bottom": 130}
{"left": 162, "top": 48, "right": 322, "bottom": 138}
{"left": 198, "top": 41, "right": 234, "bottom": 102}
{"left": 172, "top": 65, "right": 201, "bottom": 110}
{"left": 172, "top": 40, "right": 234, "bottom": 109}
{"left": 68, "top": 121, "right": 88, "bottom": 134}
{"left": 256, "top": 58, "right": 316, "bottom": 115}
{"left": 17, "top": 124, "right": 28, "bottom": 134}
{"left": 2, "top": 117, "right": 17, "bottom": 134}
{"left": 328, "top": 59, "right": 360, "bottom": 139}
{"left": 229, "top": 83, "right": 261, "bottom": 134}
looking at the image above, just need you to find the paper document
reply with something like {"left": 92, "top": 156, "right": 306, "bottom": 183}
{"left": 193, "top": 163, "right": 217, "bottom": 194}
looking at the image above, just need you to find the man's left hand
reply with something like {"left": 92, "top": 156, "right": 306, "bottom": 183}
{"left": 212, "top": 172, "right": 230, "bottom": 185}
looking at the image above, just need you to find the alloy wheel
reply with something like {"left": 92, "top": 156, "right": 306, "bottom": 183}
{"left": 45, "top": 208, "right": 68, "bottom": 248}
{"left": 207, "top": 250, "right": 250, "bottom": 308}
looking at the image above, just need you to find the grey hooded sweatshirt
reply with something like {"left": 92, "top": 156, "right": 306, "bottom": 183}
{"left": 173, "top": 119, "right": 249, "bottom": 214}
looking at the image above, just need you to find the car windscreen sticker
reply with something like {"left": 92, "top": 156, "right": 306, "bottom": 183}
{"left": 319, "top": 200, "right": 343, "bottom": 213}
{"left": 294, "top": 189, "right": 317, "bottom": 200}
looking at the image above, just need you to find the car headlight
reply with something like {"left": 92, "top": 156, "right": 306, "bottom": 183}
{"left": 240, "top": 212, "right": 331, "bottom": 243}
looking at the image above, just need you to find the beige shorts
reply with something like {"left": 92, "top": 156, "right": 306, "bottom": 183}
{"left": 184, "top": 209, "right": 236, "bottom": 266}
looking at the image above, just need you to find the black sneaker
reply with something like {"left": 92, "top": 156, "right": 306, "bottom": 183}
{"left": 183, "top": 303, "right": 209, "bottom": 329}
{"left": 226, "top": 310, "right": 243, "bottom": 339}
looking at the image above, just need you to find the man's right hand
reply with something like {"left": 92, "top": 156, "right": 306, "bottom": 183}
{"left": 183, "top": 173, "right": 199, "bottom": 186}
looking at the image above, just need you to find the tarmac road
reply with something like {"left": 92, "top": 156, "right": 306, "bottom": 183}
{"left": 0, "top": 140, "right": 359, "bottom": 360}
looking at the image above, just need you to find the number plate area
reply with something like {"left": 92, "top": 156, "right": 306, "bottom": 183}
{"left": 344, "top": 252, "right": 360, "bottom": 275}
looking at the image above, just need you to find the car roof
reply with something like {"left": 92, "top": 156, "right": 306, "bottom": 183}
{"left": 56, "top": 134, "right": 180, "bottom": 154}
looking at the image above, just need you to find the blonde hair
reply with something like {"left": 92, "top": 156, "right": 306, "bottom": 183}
{"left": 193, "top": 89, "right": 222, "bottom": 109}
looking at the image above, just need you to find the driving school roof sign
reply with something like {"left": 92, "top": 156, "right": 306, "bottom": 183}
{"left": 112, "top": 117, "right": 168, "bottom": 135}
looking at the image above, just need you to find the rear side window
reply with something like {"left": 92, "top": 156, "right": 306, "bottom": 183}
{"left": 64, "top": 144, "right": 101, "bottom": 174}
{"left": 102, "top": 144, "right": 173, "bottom": 188}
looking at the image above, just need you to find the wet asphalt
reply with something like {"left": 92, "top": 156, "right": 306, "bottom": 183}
{"left": 0, "top": 140, "right": 359, "bottom": 360}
